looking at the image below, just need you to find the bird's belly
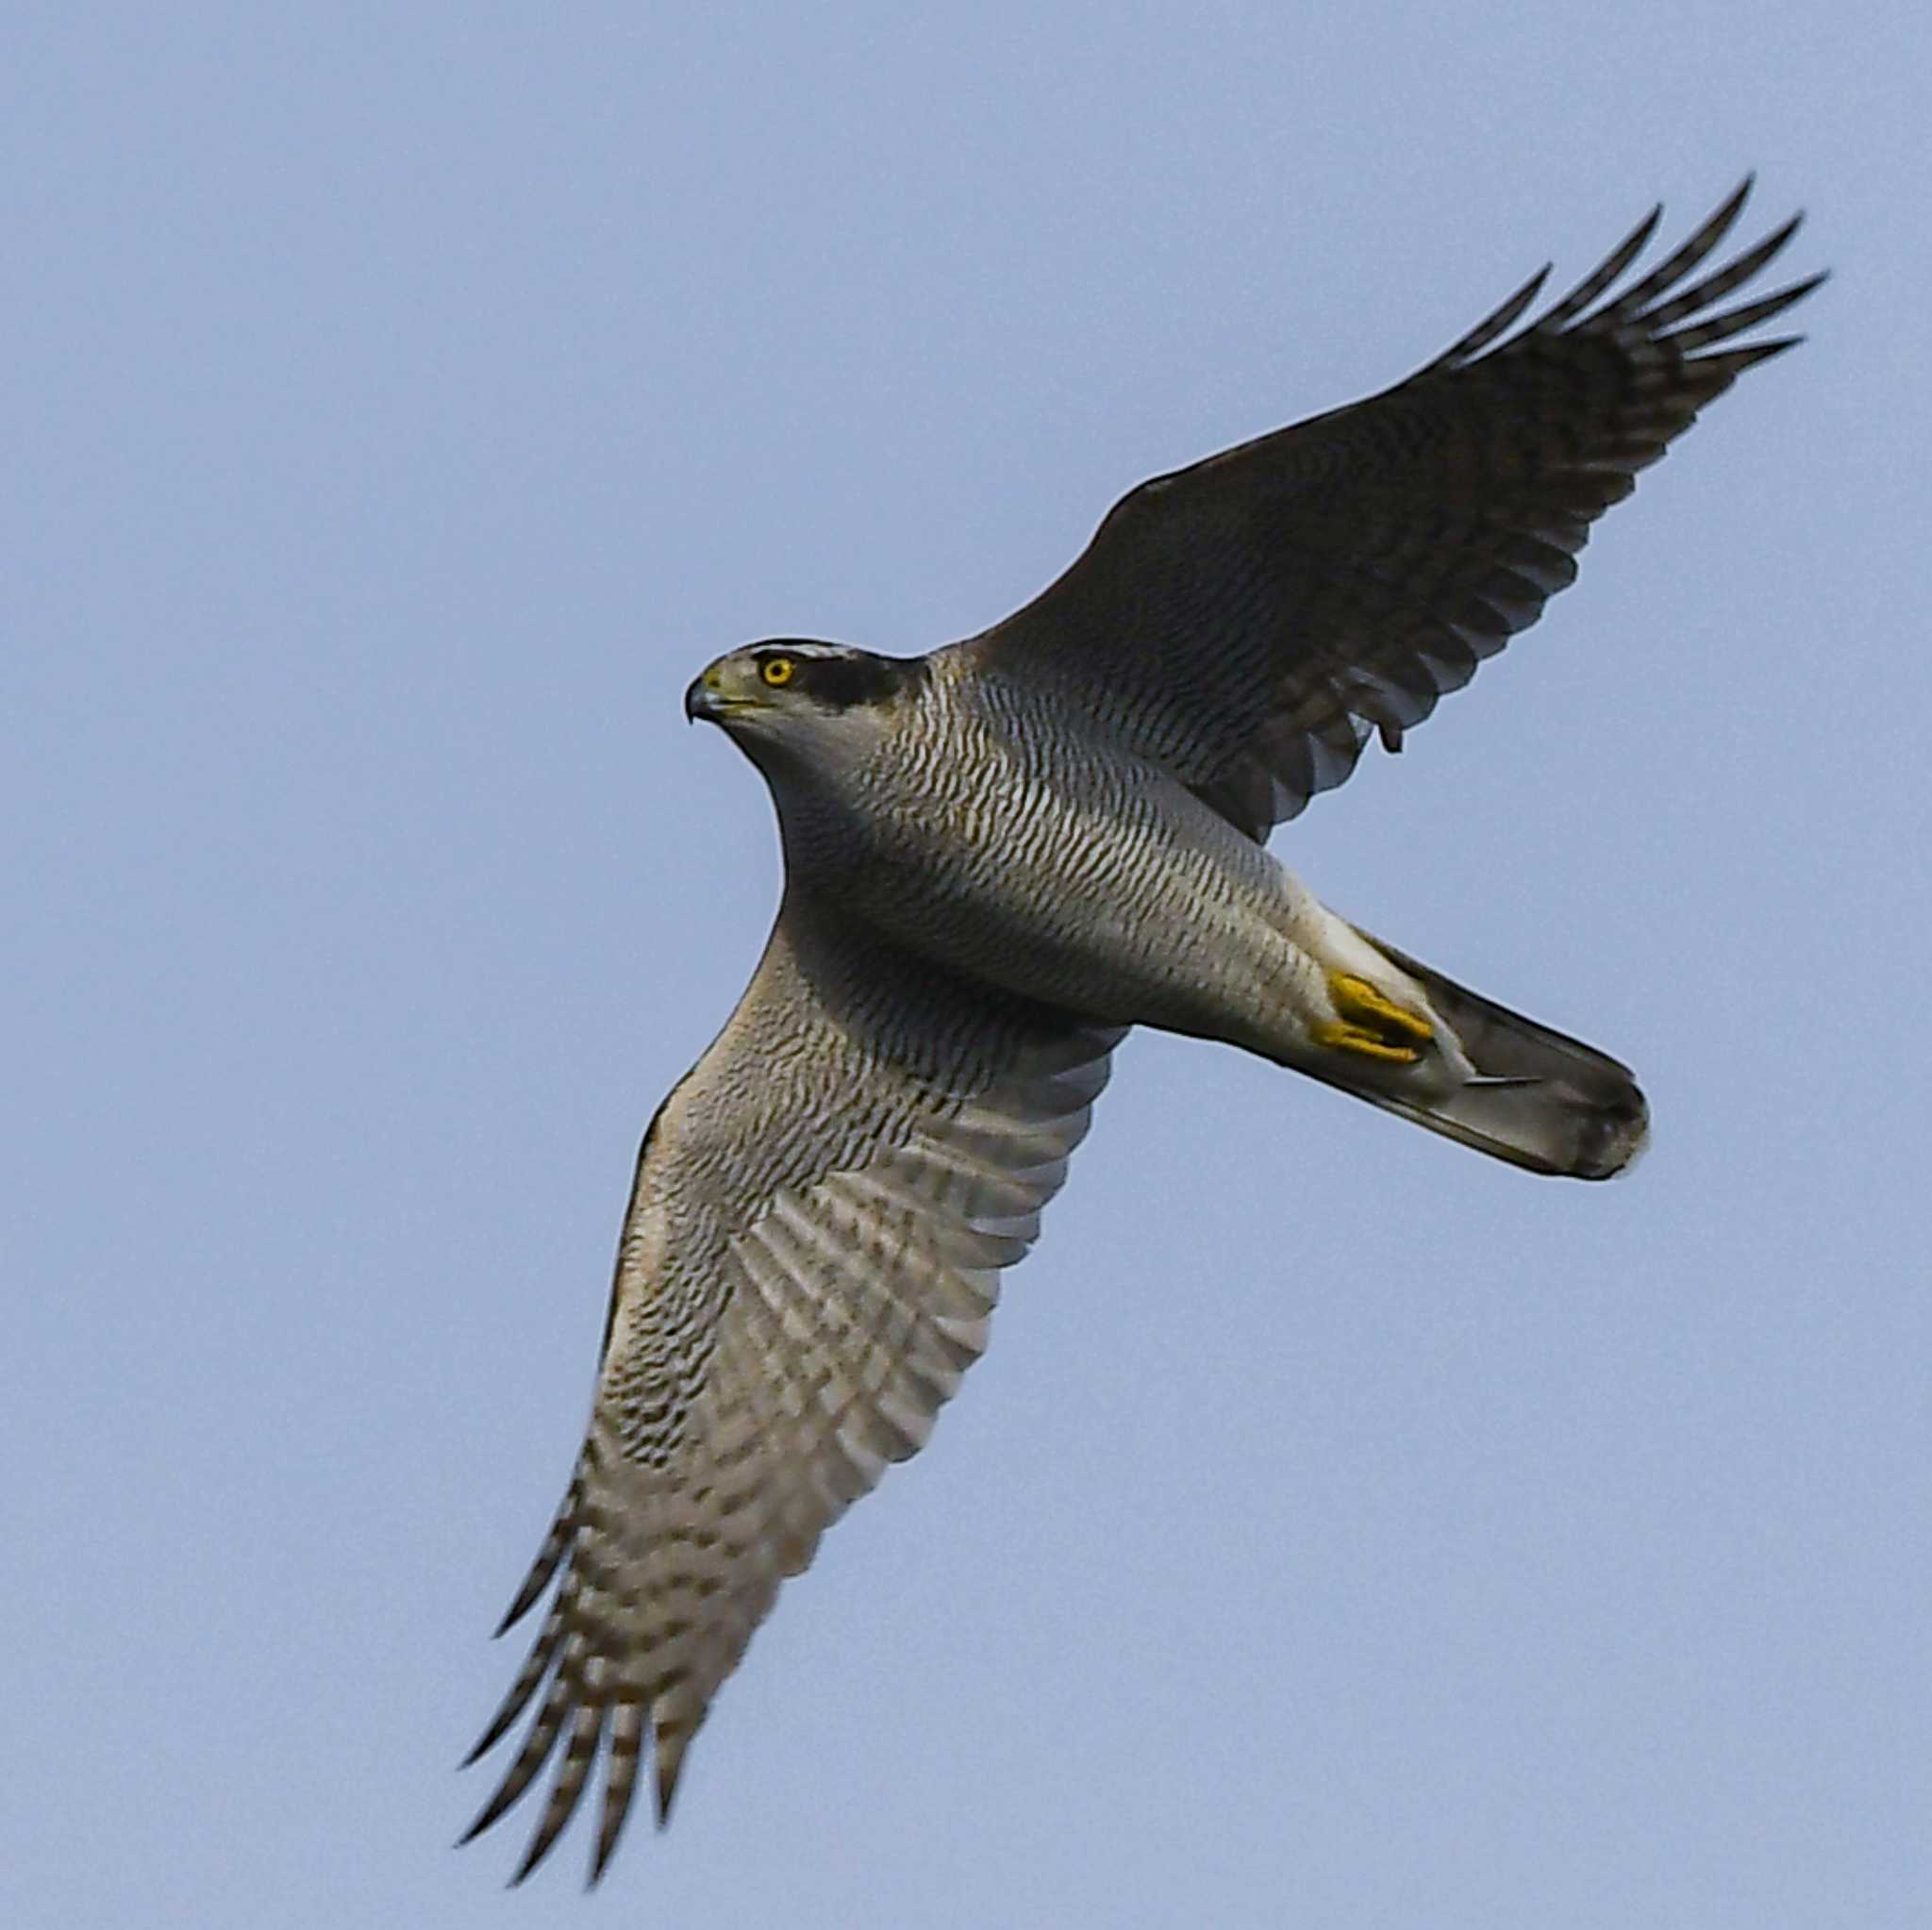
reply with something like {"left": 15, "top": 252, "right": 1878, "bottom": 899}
{"left": 834, "top": 761, "right": 1336, "bottom": 1054}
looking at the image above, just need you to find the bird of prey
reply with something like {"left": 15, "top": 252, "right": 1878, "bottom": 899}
{"left": 463, "top": 181, "right": 1819, "bottom": 1882}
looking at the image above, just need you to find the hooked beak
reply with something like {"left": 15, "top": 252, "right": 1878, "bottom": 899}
{"left": 684, "top": 668, "right": 749, "bottom": 724}
{"left": 685, "top": 656, "right": 765, "bottom": 725}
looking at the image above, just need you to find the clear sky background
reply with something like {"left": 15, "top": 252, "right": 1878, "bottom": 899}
{"left": 7, "top": 6, "right": 1927, "bottom": 1926}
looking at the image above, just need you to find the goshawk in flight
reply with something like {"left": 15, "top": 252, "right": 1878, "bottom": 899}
{"left": 463, "top": 181, "right": 1819, "bottom": 1881}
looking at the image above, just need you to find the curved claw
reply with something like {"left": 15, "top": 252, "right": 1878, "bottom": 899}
{"left": 1313, "top": 973, "right": 1434, "bottom": 1064}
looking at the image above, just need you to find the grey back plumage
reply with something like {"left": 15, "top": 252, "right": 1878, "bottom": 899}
{"left": 969, "top": 178, "right": 1821, "bottom": 839}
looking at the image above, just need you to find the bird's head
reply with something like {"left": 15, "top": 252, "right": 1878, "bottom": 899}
{"left": 684, "top": 640, "right": 926, "bottom": 772}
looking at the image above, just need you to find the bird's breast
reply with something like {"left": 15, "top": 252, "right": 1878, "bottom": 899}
{"left": 775, "top": 704, "right": 1329, "bottom": 1047}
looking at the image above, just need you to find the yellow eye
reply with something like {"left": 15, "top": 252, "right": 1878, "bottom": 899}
{"left": 760, "top": 656, "right": 796, "bottom": 689}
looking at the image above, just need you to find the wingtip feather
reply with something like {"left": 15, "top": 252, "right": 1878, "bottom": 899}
{"left": 654, "top": 1723, "right": 694, "bottom": 1829}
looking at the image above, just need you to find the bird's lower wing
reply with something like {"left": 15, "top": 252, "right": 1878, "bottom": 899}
{"left": 462, "top": 897, "right": 1123, "bottom": 1882}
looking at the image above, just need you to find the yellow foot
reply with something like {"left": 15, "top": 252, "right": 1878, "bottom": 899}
{"left": 1311, "top": 973, "right": 1434, "bottom": 1065}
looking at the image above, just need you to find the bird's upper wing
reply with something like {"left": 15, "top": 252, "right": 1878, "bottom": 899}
{"left": 963, "top": 181, "right": 1823, "bottom": 840}
{"left": 463, "top": 895, "right": 1124, "bottom": 1883}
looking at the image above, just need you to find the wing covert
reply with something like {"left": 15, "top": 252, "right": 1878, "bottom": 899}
{"left": 463, "top": 898, "right": 1123, "bottom": 1881}
{"left": 966, "top": 180, "right": 1823, "bottom": 838}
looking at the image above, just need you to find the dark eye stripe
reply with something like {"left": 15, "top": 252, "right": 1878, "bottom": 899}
{"left": 801, "top": 654, "right": 925, "bottom": 710}
{"left": 742, "top": 641, "right": 928, "bottom": 710}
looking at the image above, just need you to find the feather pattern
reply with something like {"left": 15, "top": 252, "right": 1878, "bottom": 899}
{"left": 969, "top": 180, "right": 1823, "bottom": 838}
{"left": 465, "top": 905, "right": 1120, "bottom": 1881}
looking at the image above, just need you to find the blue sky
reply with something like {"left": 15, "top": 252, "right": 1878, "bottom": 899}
{"left": 7, "top": 5, "right": 1927, "bottom": 1925}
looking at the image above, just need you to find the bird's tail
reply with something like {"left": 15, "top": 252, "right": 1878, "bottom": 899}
{"left": 1312, "top": 930, "right": 1650, "bottom": 1180}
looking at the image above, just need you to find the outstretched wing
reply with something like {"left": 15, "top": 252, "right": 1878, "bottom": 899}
{"left": 463, "top": 895, "right": 1124, "bottom": 1882}
{"left": 965, "top": 180, "right": 1824, "bottom": 839}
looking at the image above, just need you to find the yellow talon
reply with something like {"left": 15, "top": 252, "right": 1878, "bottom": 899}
{"left": 1311, "top": 1022, "right": 1424, "bottom": 1064}
{"left": 1331, "top": 973, "right": 1434, "bottom": 1042}
{"left": 1314, "top": 973, "right": 1434, "bottom": 1065}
